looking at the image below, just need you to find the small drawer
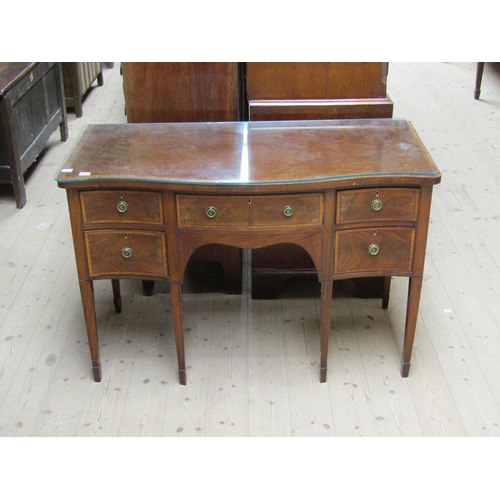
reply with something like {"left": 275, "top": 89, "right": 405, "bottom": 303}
{"left": 336, "top": 188, "right": 419, "bottom": 224}
{"left": 80, "top": 190, "right": 163, "bottom": 224}
{"left": 177, "top": 193, "right": 323, "bottom": 228}
{"left": 85, "top": 230, "right": 168, "bottom": 278}
{"left": 334, "top": 228, "right": 415, "bottom": 274}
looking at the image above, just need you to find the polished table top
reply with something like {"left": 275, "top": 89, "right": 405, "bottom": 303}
{"left": 56, "top": 119, "right": 441, "bottom": 187}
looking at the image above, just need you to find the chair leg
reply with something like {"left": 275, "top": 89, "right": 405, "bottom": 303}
{"left": 474, "top": 62, "right": 485, "bottom": 99}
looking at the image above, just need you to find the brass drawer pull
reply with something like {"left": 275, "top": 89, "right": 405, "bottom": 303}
{"left": 205, "top": 206, "right": 218, "bottom": 219}
{"left": 116, "top": 200, "right": 129, "bottom": 213}
{"left": 371, "top": 199, "right": 383, "bottom": 211}
{"left": 121, "top": 247, "right": 133, "bottom": 259}
{"left": 282, "top": 205, "right": 294, "bottom": 217}
{"left": 368, "top": 244, "right": 380, "bottom": 256}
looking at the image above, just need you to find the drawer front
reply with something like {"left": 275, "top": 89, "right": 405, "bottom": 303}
{"left": 177, "top": 193, "right": 323, "bottom": 228}
{"left": 334, "top": 228, "right": 415, "bottom": 274}
{"left": 81, "top": 190, "right": 163, "bottom": 224}
{"left": 336, "top": 188, "right": 419, "bottom": 224}
{"left": 85, "top": 230, "right": 168, "bottom": 278}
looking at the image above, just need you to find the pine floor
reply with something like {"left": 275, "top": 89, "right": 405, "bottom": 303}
{"left": 1, "top": 62, "right": 500, "bottom": 437}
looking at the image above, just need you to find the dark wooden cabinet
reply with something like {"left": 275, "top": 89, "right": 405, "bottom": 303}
{"left": 0, "top": 62, "right": 68, "bottom": 208}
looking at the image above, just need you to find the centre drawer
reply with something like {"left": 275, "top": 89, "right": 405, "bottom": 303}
{"left": 84, "top": 230, "right": 168, "bottom": 278}
{"left": 176, "top": 193, "right": 323, "bottom": 228}
{"left": 80, "top": 190, "right": 163, "bottom": 224}
{"left": 334, "top": 227, "right": 415, "bottom": 274}
{"left": 336, "top": 187, "right": 419, "bottom": 224}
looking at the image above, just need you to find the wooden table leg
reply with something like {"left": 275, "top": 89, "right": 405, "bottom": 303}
{"left": 382, "top": 275, "right": 392, "bottom": 310}
{"left": 401, "top": 276, "right": 423, "bottom": 377}
{"left": 170, "top": 281, "right": 187, "bottom": 385}
{"left": 474, "top": 62, "right": 485, "bottom": 100}
{"left": 78, "top": 279, "right": 102, "bottom": 382}
{"left": 111, "top": 279, "right": 122, "bottom": 313}
{"left": 319, "top": 280, "right": 333, "bottom": 383}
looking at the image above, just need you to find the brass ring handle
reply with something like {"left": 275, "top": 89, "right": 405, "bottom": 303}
{"left": 116, "top": 200, "right": 129, "bottom": 213}
{"left": 205, "top": 206, "right": 218, "bottom": 219}
{"left": 368, "top": 244, "right": 380, "bottom": 256}
{"left": 371, "top": 199, "right": 383, "bottom": 211}
{"left": 121, "top": 247, "right": 133, "bottom": 259}
{"left": 283, "top": 205, "right": 294, "bottom": 217}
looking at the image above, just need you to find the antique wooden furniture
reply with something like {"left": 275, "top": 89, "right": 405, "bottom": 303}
{"left": 246, "top": 63, "right": 394, "bottom": 298}
{"left": 61, "top": 62, "right": 104, "bottom": 117}
{"left": 0, "top": 62, "right": 68, "bottom": 208}
{"left": 121, "top": 62, "right": 244, "bottom": 294}
{"left": 121, "top": 62, "right": 244, "bottom": 123}
{"left": 246, "top": 62, "right": 393, "bottom": 120}
{"left": 56, "top": 119, "right": 441, "bottom": 385}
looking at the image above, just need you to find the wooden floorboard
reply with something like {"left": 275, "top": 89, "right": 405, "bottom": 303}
{"left": 1, "top": 62, "right": 500, "bottom": 437}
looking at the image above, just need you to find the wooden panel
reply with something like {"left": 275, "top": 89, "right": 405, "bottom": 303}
{"left": 81, "top": 190, "right": 163, "bottom": 224}
{"left": 176, "top": 193, "right": 323, "bottom": 228}
{"left": 336, "top": 188, "right": 420, "bottom": 224}
{"left": 85, "top": 230, "right": 168, "bottom": 278}
{"left": 248, "top": 98, "right": 393, "bottom": 121}
{"left": 122, "top": 62, "right": 241, "bottom": 123}
{"left": 246, "top": 62, "right": 388, "bottom": 99}
{"left": 334, "top": 228, "right": 415, "bottom": 274}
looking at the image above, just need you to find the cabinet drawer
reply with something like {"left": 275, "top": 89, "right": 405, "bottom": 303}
{"left": 81, "top": 190, "right": 163, "bottom": 224}
{"left": 334, "top": 228, "right": 415, "bottom": 274}
{"left": 85, "top": 230, "right": 168, "bottom": 278}
{"left": 336, "top": 188, "right": 419, "bottom": 224}
{"left": 177, "top": 193, "right": 323, "bottom": 228}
